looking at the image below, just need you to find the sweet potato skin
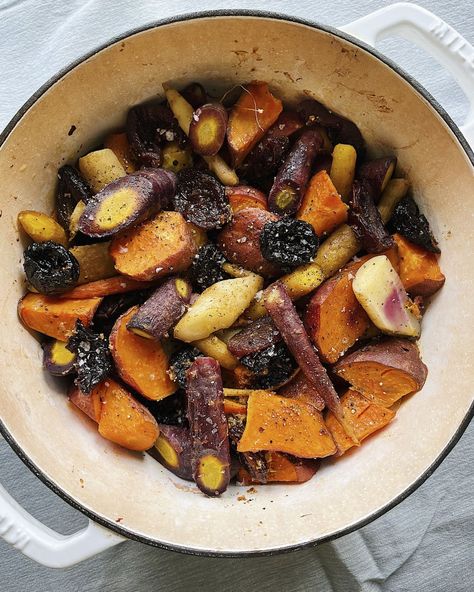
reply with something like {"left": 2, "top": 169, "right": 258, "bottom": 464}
{"left": 226, "top": 186, "right": 268, "bottom": 213}
{"left": 68, "top": 384, "right": 102, "bottom": 422}
{"left": 278, "top": 370, "right": 325, "bottom": 411}
{"left": 393, "top": 233, "right": 445, "bottom": 297}
{"left": 109, "top": 307, "right": 176, "bottom": 400}
{"left": 297, "top": 170, "right": 348, "bottom": 236}
{"left": 110, "top": 211, "right": 204, "bottom": 281}
{"left": 333, "top": 338, "right": 427, "bottom": 406}
{"left": 18, "top": 293, "right": 102, "bottom": 340}
{"left": 237, "top": 392, "right": 336, "bottom": 458}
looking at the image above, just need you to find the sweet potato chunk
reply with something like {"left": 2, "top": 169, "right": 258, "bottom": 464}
{"left": 237, "top": 452, "right": 318, "bottom": 484}
{"left": 227, "top": 82, "right": 283, "bottom": 166}
{"left": 333, "top": 338, "right": 427, "bottom": 407}
{"left": 110, "top": 211, "right": 204, "bottom": 281}
{"left": 109, "top": 307, "right": 176, "bottom": 401}
{"left": 393, "top": 233, "right": 445, "bottom": 297}
{"left": 297, "top": 171, "right": 348, "bottom": 236}
{"left": 18, "top": 293, "right": 102, "bottom": 340}
{"left": 326, "top": 389, "right": 396, "bottom": 455}
{"left": 305, "top": 258, "right": 370, "bottom": 364}
{"left": 237, "top": 392, "right": 336, "bottom": 458}
{"left": 278, "top": 371, "right": 325, "bottom": 411}
{"left": 98, "top": 379, "right": 159, "bottom": 451}
{"left": 226, "top": 186, "right": 268, "bottom": 214}
{"left": 68, "top": 384, "right": 102, "bottom": 422}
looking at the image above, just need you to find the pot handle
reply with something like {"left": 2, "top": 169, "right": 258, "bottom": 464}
{"left": 341, "top": 2, "right": 474, "bottom": 148}
{"left": 0, "top": 483, "right": 124, "bottom": 567}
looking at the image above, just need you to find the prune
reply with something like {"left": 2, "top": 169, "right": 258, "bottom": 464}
{"left": 227, "top": 414, "right": 268, "bottom": 483}
{"left": 144, "top": 391, "right": 188, "bottom": 427}
{"left": 189, "top": 243, "right": 230, "bottom": 291}
{"left": 126, "top": 102, "right": 186, "bottom": 168}
{"left": 174, "top": 169, "right": 232, "bottom": 230}
{"left": 181, "top": 82, "right": 208, "bottom": 109}
{"left": 239, "top": 135, "right": 289, "bottom": 184}
{"left": 94, "top": 290, "right": 152, "bottom": 335}
{"left": 388, "top": 196, "right": 440, "bottom": 253}
{"left": 66, "top": 321, "right": 113, "bottom": 393}
{"left": 228, "top": 316, "right": 281, "bottom": 358}
{"left": 348, "top": 180, "right": 394, "bottom": 253}
{"left": 23, "top": 241, "right": 80, "bottom": 295}
{"left": 56, "top": 165, "right": 92, "bottom": 232}
{"left": 169, "top": 346, "right": 203, "bottom": 389}
{"left": 240, "top": 342, "right": 295, "bottom": 389}
{"left": 259, "top": 218, "right": 319, "bottom": 270}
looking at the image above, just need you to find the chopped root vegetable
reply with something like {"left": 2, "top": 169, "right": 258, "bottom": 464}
{"left": 18, "top": 211, "right": 68, "bottom": 246}
{"left": 277, "top": 371, "right": 325, "bottom": 411}
{"left": 223, "top": 399, "right": 247, "bottom": 415}
{"left": 109, "top": 307, "right": 177, "bottom": 401}
{"left": 110, "top": 211, "right": 204, "bottom": 281}
{"left": 297, "top": 170, "right": 348, "bottom": 236}
{"left": 333, "top": 338, "right": 427, "bottom": 407}
{"left": 186, "top": 357, "right": 231, "bottom": 496}
{"left": 393, "top": 233, "right": 445, "bottom": 297}
{"left": 352, "top": 255, "right": 421, "bottom": 337}
{"left": 43, "top": 339, "right": 75, "bottom": 376}
{"left": 60, "top": 276, "right": 155, "bottom": 299}
{"left": 69, "top": 200, "right": 86, "bottom": 241}
{"left": 161, "top": 141, "right": 193, "bottom": 173}
{"left": 226, "top": 185, "right": 268, "bottom": 213}
{"left": 18, "top": 293, "right": 102, "bottom": 340}
{"left": 358, "top": 156, "right": 397, "bottom": 201}
{"left": 189, "top": 103, "right": 228, "bottom": 156}
{"left": 150, "top": 424, "right": 194, "bottom": 480}
{"left": 228, "top": 414, "right": 268, "bottom": 483}
{"left": 191, "top": 335, "right": 239, "bottom": 370}
{"left": 223, "top": 388, "right": 276, "bottom": 398}
{"left": 104, "top": 132, "right": 137, "bottom": 173}
{"left": 326, "top": 389, "right": 396, "bottom": 455}
{"left": 69, "top": 242, "right": 116, "bottom": 285}
{"left": 127, "top": 278, "right": 191, "bottom": 340}
{"left": 68, "top": 383, "right": 102, "bottom": 422}
{"left": 239, "top": 452, "right": 319, "bottom": 484}
{"left": 78, "top": 148, "right": 126, "bottom": 193}
{"left": 97, "top": 379, "right": 159, "bottom": 451}
{"left": 237, "top": 392, "right": 336, "bottom": 458}
{"left": 227, "top": 82, "right": 283, "bottom": 167}
{"left": 330, "top": 144, "right": 357, "bottom": 201}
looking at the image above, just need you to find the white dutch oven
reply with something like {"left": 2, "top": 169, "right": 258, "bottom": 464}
{"left": 0, "top": 3, "right": 473, "bottom": 567}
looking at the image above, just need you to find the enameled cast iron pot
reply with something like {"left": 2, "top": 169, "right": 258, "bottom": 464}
{"left": 0, "top": 3, "right": 473, "bottom": 567}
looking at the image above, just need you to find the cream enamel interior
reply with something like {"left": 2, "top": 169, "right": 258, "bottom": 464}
{"left": 0, "top": 16, "right": 473, "bottom": 554}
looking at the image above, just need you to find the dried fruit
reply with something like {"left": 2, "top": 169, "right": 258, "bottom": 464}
{"left": 227, "top": 316, "right": 281, "bottom": 358}
{"left": 169, "top": 346, "right": 203, "bottom": 389}
{"left": 259, "top": 217, "right": 319, "bottom": 270}
{"left": 174, "top": 169, "right": 231, "bottom": 229}
{"left": 56, "top": 165, "right": 92, "bottom": 232}
{"left": 93, "top": 290, "right": 152, "bottom": 335}
{"left": 388, "top": 195, "right": 440, "bottom": 253}
{"left": 146, "top": 391, "right": 188, "bottom": 427}
{"left": 23, "top": 241, "right": 80, "bottom": 295}
{"left": 227, "top": 414, "right": 268, "bottom": 483}
{"left": 181, "top": 82, "right": 208, "bottom": 109}
{"left": 239, "top": 135, "right": 289, "bottom": 185}
{"left": 240, "top": 342, "right": 295, "bottom": 389}
{"left": 189, "top": 243, "right": 230, "bottom": 291}
{"left": 66, "top": 321, "right": 112, "bottom": 394}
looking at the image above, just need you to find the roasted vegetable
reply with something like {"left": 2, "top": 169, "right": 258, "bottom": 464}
{"left": 97, "top": 379, "right": 159, "bottom": 451}
{"left": 227, "top": 82, "right": 283, "bottom": 167}
{"left": 110, "top": 211, "right": 204, "bottom": 281}
{"left": 174, "top": 169, "right": 231, "bottom": 230}
{"left": 218, "top": 208, "right": 280, "bottom": 277}
{"left": 238, "top": 135, "right": 289, "bottom": 186}
{"left": 223, "top": 399, "right": 247, "bottom": 415}
{"left": 93, "top": 290, "right": 152, "bottom": 336}
{"left": 228, "top": 316, "right": 281, "bottom": 358}
{"left": 174, "top": 275, "right": 263, "bottom": 342}
{"left": 297, "top": 170, "right": 348, "bottom": 236}
{"left": 43, "top": 339, "right": 76, "bottom": 376}
{"left": 348, "top": 180, "right": 394, "bottom": 253}
{"left": 268, "top": 128, "right": 323, "bottom": 215}
{"left": 186, "top": 357, "right": 231, "bottom": 496}
{"left": 78, "top": 169, "right": 176, "bottom": 238}
{"left": 329, "top": 144, "right": 357, "bottom": 201}
{"left": 68, "top": 383, "right": 102, "bottom": 423}
{"left": 240, "top": 342, "right": 295, "bottom": 389}
{"left": 78, "top": 148, "right": 126, "bottom": 193}
{"left": 226, "top": 185, "right": 268, "bottom": 213}
{"left": 151, "top": 424, "right": 194, "bottom": 480}
{"left": 56, "top": 165, "right": 92, "bottom": 232}
{"left": 259, "top": 217, "right": 319, "bottom": 270}
{"left": 146, "top": 391, "right": 188, "bottom": 427}
{"left": 61, "top": 276, "right": 155, "bottom": 300}
{"left": 268, "top": 110, "right": 304, "bottom": 138}
{"left": 352, "top": 255, "right": 421, "bottom": 337}
{"left": 189, "top": 103, "right": 227, "bottom": 156}
{"left": 161, "top": 141, "right": 193, "bottom": 173}
{"left": 278, "top": 370, "right": 325, "bottom": 411}
{"left": 333, "top": 339, "right": 427, "bottom": 407}
{"left": 104, "top": 132, "right": 137, "bottom": 174}
{"left": 18, "top": 293, "right": 102, "bottom": 340}
{"left": 238, "top": 453, "right": 318, "bottom": 484}
{"left": 326, "top": 389, "right": 396, "bottom": 455}
{"left": 23, "top": 242, "right": 80, "bottom": 295}
{"left": 297, "top": 99, "right": 365, "bottom": 156}
{"left": 237, "top": 392, "right": 336, "bottom": 458}
{"left": 67, "top": 321, "right": 112, "bottom": 394}
{"left": 388, "top": 195, "right": 440, "bottom": 253}
{"left": 169, "top": 346, "right": 203, "bottom": 388}
{"left": 189, "top": 243, "right": 230, "bottom": 291}
{"left": 358, "top": 156, "right": 396, "bottom": 201}
{"left": 393, "top": 233, "right": 445, "bottom": 297}
{"left": 192, "top": 335, "right": 238, "bottom": 370}
{"left": 305, "top": 258, "right": 371, "bottom": 364}
{"left": 69, "top": 242, "right": 116, "bottom": 285}
{"left": 110, "top": 307, "right": 176, "bottom": 400}
{"left": 181, "top": 82, "right": 208, "bottom": 108}
{"left": 18, "top": 211, "right": 68, "bottom": 247}
{"left": 228, "top": 414, "right": 268, "bottom": 483}
{"left": 68, "top": 201, "right": 86, "bottom": 242}
{"left": 127, "top": 278, "right": 191, "bottom": 340}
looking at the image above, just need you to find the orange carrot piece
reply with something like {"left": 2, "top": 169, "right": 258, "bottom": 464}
{"left": 223, "top": 398, "right": 247, "bottom": 415}
{"left": 61, "top": 276, "right": 155, "bottom": 299}
{"left": 104, "top": 132, "right": 137, "bottom": 173}
{"left": 227, "top": 82, "right": 283, "bottom": 167}
{"left": 18, "top": 293, "right": 102, "bottom": 340}
{"left": 237, "top": 392, "right": 336, "bottom": 458}
{"left": 297, "top": 170, "right": 348, "bottom": 236}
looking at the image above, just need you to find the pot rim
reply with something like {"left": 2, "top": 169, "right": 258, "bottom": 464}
{"left": 1, "top": 9, "right": 473, "bottom": 558}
